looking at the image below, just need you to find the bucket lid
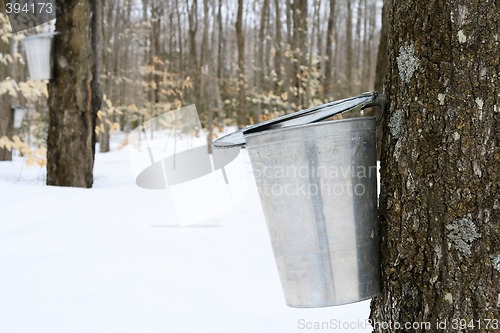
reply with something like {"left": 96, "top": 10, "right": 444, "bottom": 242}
{"left": 213, "top": 92, "right": 386, "bottom": 149}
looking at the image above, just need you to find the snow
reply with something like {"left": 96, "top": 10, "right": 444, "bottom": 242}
{"left": 0, "top": 134, "right": 373, "bottom": 333}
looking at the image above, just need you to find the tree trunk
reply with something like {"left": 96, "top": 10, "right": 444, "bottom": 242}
{"left": 255, "top": 0, "right": 269, "bottom": 123}
{"left": 373, "top": 0, "right": 389, "bottom": 93}
{"left": 151, "top": 1, "right": 163, "bottom": 105}
{"left": 371, "top": 1, "right": 499, "bottom": 332}
{"left": 345, "top": 0, "right": 353, "bottom": 94}
{"left": 374, "top": 0, "right": 389, "bottom": 161}
{"left": 47, "top": 0, "right": 101, "bottom": 187}
{"left": 235, "top": 0, "right": 246, "bottom": 126}
{"left": 185, "top": 0, "right": 198, "bottom": 107}
{"left": 361, "top": 0, "right": 370, "bottom": 92}
{"left": 0, "top": 13, "right": 12, "bottom": 161}
{"left": 292, "top": 0, "right": 308, "bottom": 108}
{"left": 175, "top": 0, "right": 184, "bottom": 75}
{"left": 272, "top": 0, "right": 282, "bottom": 91}
{"left": 216, "top": 0, "right": 223, "bottom": 82}
{"left": 323, "top": 0, "right": 335, "bottom": 99}
{"left": 315, "top": 0, "right": 323, "bottom": 82}
{"left": 99, "top": 0, "right": 110, "bottom": 153}
{"left": 354, "top": 0, "right": 362, "bottom": 91}
{"left": 98, "top": 116, "right": 110, "bottom": 153}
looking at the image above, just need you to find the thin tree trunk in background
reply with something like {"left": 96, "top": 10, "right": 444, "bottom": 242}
{"left": 371, "top": 1, "right": 499, "bottom": 331}
{"left": 307, "top": 0, "right": 320, "bottom": 104}
{"left": 0, "top": 13, "right": 12, "bottom": 161}
{"left": 374, "top": 0, "right": 389, "bottom": 93}
{"left": 175, "top": 0, "right": 184, "bottom": 75}
{"left": 235, "top": 0, "right": 246, "bottom": 126}
{"left": 255, "top": 0, "right": 269, "bottom": 123}
{"left": 199, "top": 0, "right": 208, "bottom": 73}
{"left": 316, "top": 0, "right": 323, "bottom": 83}
{"left": 345, "top": 0, "right": 353, "bottom": 94}
{"left": 216, "top": 0, "right": 223, "bottom": 83}
{"left": 292, "top": 0, "right": 308, "bottom": 108}
{"left": 214, "top": 0, "right": 225, "bottom": 128}
{"left": 366, "top": 0, "right": 377, "bottom": 89}
{"left": 167, "top": 6, "right": 174, "bottom": 67}
{"left": 201, "top": 0, "right": 214, "bottom": 152}
{"left": 215, "top": 0, "right": 224, "bottom": 127}
{"left": 113, "top": 0, "right": 123, "bottom": 100}
{"left": 98, "top": 0, "right": 110, "bottom": 153}
{"left": 264, "top": 5, "right": 272, "bottom": 83}
{"left": 151, "top": 1, "right": 163, "bottom": 105}
{"left": 142, "top": 0, "right": 152, "bottom": 106}
{"left": 332, "top": 4, "right": 339, "bottom": 99}
{"left": 187, "top": 0, "right": 198, "bottom": 69}
{"left": 187, "top": 0, "right": 198, "bottom": 105}
{"left": 273, "top": 0, "right": 283, "bottom": 114}
{"left": 47, "top": 0, "right": 101, "bottom": 187}
{"left": 374, "top": 0, "right": 389, "bottom": 160}
{"left": 354, "top": 0, "right": 362, "bottom": 91}
{"left": 121, "top": 0, "right": 131, "bottom": 104}
{"left": 323, "top": 0, "right": 335, "bottom": 99}
{"left": 283, "top": 0, "right": 293, "bottom": 113}
{"left": 361, "top": 0, "right": 369, "bottom": 91}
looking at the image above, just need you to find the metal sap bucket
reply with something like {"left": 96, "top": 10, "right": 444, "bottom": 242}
{"left": 247, "top": 118, "right": 379, "bottom": 307}
{"left": 21, "top": 32, "right": 59, "bottom": 80}
{"left": 213, "top": 92, "right": 384, "bottom": 308}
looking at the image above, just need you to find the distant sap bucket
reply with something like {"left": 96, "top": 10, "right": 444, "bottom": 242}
{"left": 21, "top": 32, "right": 59, "bottom": 81}
{"left": 12, "top": 107, "right": 28, "bottom": 129}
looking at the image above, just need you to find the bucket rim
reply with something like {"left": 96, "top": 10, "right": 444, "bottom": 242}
{"left": 213, "top": 92, "right": 385, "bottom": 149}
{"left": 244, "top": 116, "right": 377, "bottom": 143}
{"left": 21, "top": 32, "right": 60, "bottom": 42}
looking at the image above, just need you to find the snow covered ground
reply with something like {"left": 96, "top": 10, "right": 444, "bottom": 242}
{"left": 0, "top": 134, "right": 373, "bottom": 333}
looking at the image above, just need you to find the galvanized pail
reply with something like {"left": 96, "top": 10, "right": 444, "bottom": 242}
{"left": 21, "top": 32, "right": 59, "bottom": 81}
{"left": 245, "top": 117, "right": 380, "bottom": 307}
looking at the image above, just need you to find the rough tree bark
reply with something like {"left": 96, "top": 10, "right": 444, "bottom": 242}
{"left": 47, "top": 0, "right": 101, "bottom": 187}
{"left": 371, "top": 1, "right": 499, "bottom": 332}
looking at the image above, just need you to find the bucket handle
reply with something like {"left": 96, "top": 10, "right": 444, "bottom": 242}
{"left": 361, "top": 92, "right": 386, "bottom": 126}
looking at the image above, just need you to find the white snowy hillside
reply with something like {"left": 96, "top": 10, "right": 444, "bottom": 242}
{"left": 0, "top": 133, "right": 374, "bottom": 333}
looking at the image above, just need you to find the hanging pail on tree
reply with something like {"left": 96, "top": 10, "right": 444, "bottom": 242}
{"left": 12, "top": 107, "right": 28, "bottom": 129}
{"left": 213, "top": 92, "right": 385, "bottom": 308}
{"left": 21, "top": 32, "right": 59, "bottom": 81}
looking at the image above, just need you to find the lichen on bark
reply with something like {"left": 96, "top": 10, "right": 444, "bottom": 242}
{"left": 446, "top": 218, "right": 481, "bottom": 256}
